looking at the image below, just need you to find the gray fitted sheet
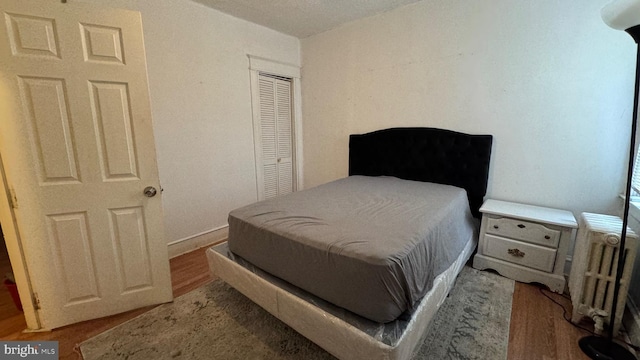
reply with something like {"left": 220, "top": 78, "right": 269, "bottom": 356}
{"left": 228, "top": 176, "right": 476, "bottom": 323}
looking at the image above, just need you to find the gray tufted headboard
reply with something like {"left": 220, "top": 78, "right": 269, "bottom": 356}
{"left": 348, "top": 127, "right": 493, "bottom": 218}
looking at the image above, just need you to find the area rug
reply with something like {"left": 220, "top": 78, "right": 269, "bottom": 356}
{"left": 80, "top": 266, "right": 514, "bottom": 360}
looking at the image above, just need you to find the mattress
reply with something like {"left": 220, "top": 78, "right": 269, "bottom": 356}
{"left": 228, "top": 175, "right": 476, "bottom": 323}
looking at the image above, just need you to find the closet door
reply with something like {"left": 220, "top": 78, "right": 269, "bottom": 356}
{"left": 258, "top": 74, "right": 294, "bottom": 199}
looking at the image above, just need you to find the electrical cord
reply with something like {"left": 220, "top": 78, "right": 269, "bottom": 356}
{"left": 538, "top": 287, "right": 640, "bottom": 352}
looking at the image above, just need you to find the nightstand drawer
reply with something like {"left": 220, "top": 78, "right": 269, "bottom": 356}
{"left": 483, "top": 234, "right": 557, "bottom": 272}
{"left": 486, "top": 217, "right": 560, "bottom": 248}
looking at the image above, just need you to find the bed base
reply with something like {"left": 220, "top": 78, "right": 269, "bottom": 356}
{"left": 206, "top": 236, "right": 476, "bottom": 360}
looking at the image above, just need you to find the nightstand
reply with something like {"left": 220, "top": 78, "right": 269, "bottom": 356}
{"left": 472, "top": 199, "right": 578, "bottom": 292}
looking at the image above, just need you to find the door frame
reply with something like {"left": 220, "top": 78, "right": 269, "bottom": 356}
{"left": 248, "top": 55, "right": 303, "bottom": 200}
{"left": 0, "top": 151, "right": 40, "bottom": 330}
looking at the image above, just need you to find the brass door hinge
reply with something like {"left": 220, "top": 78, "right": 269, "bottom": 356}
{"left": 32, "top": 292, "right": 41, "bottom": 310}
{"left": 8, "top": 187, "right": 17, "bottom": 209}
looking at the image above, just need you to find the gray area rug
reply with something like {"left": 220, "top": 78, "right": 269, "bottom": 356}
{"left": 80, "top": 266, "right": 514, "bottom": 360}
{"left": 416, "top": 267, "right": 514, "bottom": 359}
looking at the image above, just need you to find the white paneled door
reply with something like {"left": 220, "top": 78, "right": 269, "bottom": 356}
{"left": 257, "top": 74, "right": 294, "bottom": 199}
{"left": 0, "top": 0, "right": 172, "bottom": 329}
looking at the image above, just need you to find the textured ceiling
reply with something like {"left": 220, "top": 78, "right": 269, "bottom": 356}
{"left": 190, "top": 0, "right": 423, "bottom": 38}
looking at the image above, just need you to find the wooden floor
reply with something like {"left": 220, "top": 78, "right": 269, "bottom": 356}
{"left": 0, "top": 238, "right": 24, "bottom": 337}
{"left": 0, "top": 245, "right": 598, "bottom": 359}
{"left": 508, "top": 280, "right": 590, "bottom": 360}
{"left": 0, "top": 247, "right": 213, "bottom": 360}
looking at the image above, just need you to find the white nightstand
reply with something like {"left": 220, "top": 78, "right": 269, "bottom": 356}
{"left": 472, "top": 199, "right": 578, "bottom": 292}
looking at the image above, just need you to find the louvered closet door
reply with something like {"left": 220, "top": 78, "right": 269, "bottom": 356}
{"left": 259, "top": 75, "right": 293, "bottom": 199}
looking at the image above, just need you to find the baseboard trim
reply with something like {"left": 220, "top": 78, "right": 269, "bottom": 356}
{"left": 168, "top": 225, "right": 229, "bottom": 259}
{"left": 624, "top": 296, "right": 640, "bottom": 346}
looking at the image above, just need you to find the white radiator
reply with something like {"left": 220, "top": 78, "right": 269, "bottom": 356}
{"left": 569, "top": 213, "right": 638, "bottom": 336}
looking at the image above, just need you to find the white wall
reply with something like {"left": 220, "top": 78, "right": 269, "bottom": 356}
{"left": 301, "top": 0, "right": 636, "bottom": 216}
{"left": 78, "top": 0, "right": 300, "bottom": 244}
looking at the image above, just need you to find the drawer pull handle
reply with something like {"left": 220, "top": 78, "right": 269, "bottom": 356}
{"left": 545, "top": 235, "right": 551, "bottom": 240}
{"left": 493, "top": 225, "right": 499, "bottom": 229}
{"left": 517, "top": 224, "right": 526, "bottom": 229}
{"left": 508, "top": 248, "right": 525, "bottom": 257}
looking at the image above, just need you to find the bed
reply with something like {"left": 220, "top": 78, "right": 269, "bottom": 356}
{"left": 207, "top": 127, "right": 493, "bottom": 359}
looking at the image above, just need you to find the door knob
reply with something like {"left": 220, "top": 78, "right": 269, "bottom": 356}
{"left": 143, "top": 186, "right": 157, "bottom": 197}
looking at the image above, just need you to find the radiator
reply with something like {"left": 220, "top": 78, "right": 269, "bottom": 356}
{"left": 569, "top": 213, "right": 638, "bottom": 336}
